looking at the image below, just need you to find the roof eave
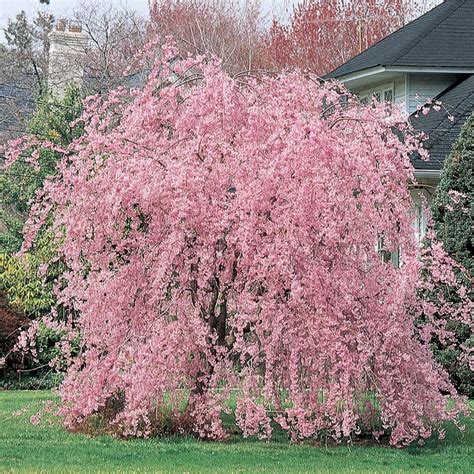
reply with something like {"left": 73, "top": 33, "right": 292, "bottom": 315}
{"left": 385, "top": 66, "right": 474, "bottom": 74}
{"left": 413, "top": 169, "right": 442, "bottom": 179}
{"left": 325, "top": 66, "right": 387, "bottom": 84}
{"left": 330, "top": 65, "right": 474, "bottom": 84}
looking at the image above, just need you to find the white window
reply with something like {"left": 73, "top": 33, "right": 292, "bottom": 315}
{"left": 376, "top": 236, "right": 400, "bottom": 268}
{"left": 413, "top": 202, "right": 428, "bottom": 244}
{"left": 411, "top": 189, "right": 430, "bottom": 245}
{"left": 384, "top": 89, "right": 393, "bottom": 103}
{"left": 360, "top": 83, "right": 395, "bottom": 104}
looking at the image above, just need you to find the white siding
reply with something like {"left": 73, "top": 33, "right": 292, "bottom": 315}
{"left": 394, "top": 75, "right": 407, "bottom": 110}
{"left": 354, "top": 74, "right": 407, "bottom": 111}
{"left": 349, "top": 72, "right": 463, "bottom": 115}
{"left": 408, "top": 73, "right": 460, "bottom": 114}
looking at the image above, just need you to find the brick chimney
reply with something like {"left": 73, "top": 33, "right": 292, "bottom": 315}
{"left": 48, "top": 21, "right": 89, "bottom": 98}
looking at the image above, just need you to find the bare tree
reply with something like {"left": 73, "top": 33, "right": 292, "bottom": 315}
{"left": 0, "top": 11, "right": 54, "bottom": 141}
{"left": 266, "top": 0, "right": 443, "bottom": 76}
{"left": 149, "top": 0, "right": 271, "bottom": 75}
{"left": 0, "top": 2, "right": 148, "bottom": 142}
{"left": 73, "top": 1, "right": 148, "bottom": 93}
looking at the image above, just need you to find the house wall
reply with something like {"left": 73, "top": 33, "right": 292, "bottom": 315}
{"left": 394, "top": 75, "right": 407, "bottom": 107}
{"left": 410, "top": 185, "right": 436, "bottom": 244}
{"left": 345, "top": 72, "right": 452, "bottom": 247}
{"left": 353, "top": 74, "right": 406, "bottom": 108}
{"left": 351, "top": 72, "right": 462, "bottom": 114}
{"left": 407, "top": 73, "right": 460, "bottom": 113}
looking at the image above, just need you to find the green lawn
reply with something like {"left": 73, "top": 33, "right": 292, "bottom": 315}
{"left": 0, "top": 391, "right": 472, "bottom": 473}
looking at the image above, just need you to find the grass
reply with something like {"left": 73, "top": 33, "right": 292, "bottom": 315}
{"left": 0, "top": 391, "right": 472, "bottom": 473}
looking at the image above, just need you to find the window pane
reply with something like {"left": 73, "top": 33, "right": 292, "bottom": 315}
{"left": 384, "top": 90, "right": 393, "bottom": 102}
{"left": 414, "top": 204, "right": 423, "bottom": 243}
{"left": 391, "top": 248, "right": 400, "bottom": 268}
{"left": 339, "top": 95, "right": 349, "bottom": 107}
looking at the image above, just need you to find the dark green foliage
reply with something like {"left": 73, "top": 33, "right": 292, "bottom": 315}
{"left": 431, "top": 113, "right": 473, "bottom": 277}
{"left": 431, "top": 322, "right": 473, "bottom": 398}
{"left": 0, "top": 87, "right": 82, "bottom": 384}
{"left": 0, "top": 86, "right": 83, "bottom": 253}
{"left": 429, "top": 113, "right": 474, "bottom": 397}
{"left": 0, "top": 371, "right": 62, "bottom": 390}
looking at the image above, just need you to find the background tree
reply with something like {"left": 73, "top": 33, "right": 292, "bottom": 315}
{"left": 0, "top": 10, "right": 54, "bottom": 142}
{"left": 149, "top": 0, "right": 270, "bottom": 75}
{"left": 0, "top": 2, "right": 148, "bottom": 144}
{"left": 431, "top": 113, "right": 473, "bottom": 276}
{"left": 3, "top": 10, "right": 54, "bottom": 93}
{"left": 424, "top": 113, "right": 474, "bottom": 397}
{"left": 73, "top": 1, "right": 148, "bottom": 93}
{"left": 0, "top": 1, "right": 146, "bottom": 384}
{"left": 0, "top": 87, "right": 83, "bottom": 385}
{"left": 266, "top": 0, "right": 440, "bottom": 76}
{"left": 1, "top": 0, "right": 441, "bottom": 141}
{"left": 0, "top": 86, "right": 83, "bottom": 253}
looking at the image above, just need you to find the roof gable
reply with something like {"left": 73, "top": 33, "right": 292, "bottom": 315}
{"left": 326, "top": 0, "right": 473, "bottom": 79}
{"left": 411, "top": 74, "right": 474, "bottom": 170}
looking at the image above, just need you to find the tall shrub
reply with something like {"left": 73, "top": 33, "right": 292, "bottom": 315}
{"left": 0, "top": 87, "right": 82, "bottom": 380}
{"left": 432, "top": 113, "right": 473, "bottom": 275}
{"left": 428, "top": 113, "right": 474, "bottom": 396}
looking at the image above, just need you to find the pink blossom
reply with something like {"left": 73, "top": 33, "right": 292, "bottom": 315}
{"left": 15, "top": 42, "right": 469, "bottom": 446}
{"left": 30, "top": 414, "right": 42, "bottom": 425}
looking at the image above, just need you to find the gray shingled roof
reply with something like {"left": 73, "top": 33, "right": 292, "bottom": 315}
{"left": 326, "top": 0, "right": 474, "bottom": 79}
{"left": 0, "top": 70, "right": 149, "bottom": 143}
{"left": 411, "top": 74, "right": 474, "bottom": 170}
{"left": 0, "top": 75, "right": 36, "bottom": 143}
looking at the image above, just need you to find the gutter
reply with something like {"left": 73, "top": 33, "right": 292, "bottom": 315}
{"left": 413, "top": 169, "right": 442, "bottom": 179}
{"left": 330, "top": 66, "right": 474, "bottom": 84}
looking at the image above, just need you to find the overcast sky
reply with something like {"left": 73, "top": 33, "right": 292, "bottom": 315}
{"left": 0, "top": 0, "right": 296, "bottom": 43}
{"left": 0, "top": 0, "right": 148, "bottom": 42}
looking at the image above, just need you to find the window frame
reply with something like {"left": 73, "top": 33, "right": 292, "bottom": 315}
{"left": 411, "top": 189, "right": 430, "bottom": 245}
{"left": 359, "top": 82, "right": 395, "bottom": 104}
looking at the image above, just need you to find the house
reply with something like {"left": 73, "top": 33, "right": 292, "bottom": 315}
{"left": 47, "top": 20, "right": 89, "bottom": 99}
{"left": 0, "top": 20, "right": 149, "bottom": 144}
{"left": 325, "top": 0, "right": 474, "bottom": 239}
{"left": 0, "top": 74, "right": 35, "bottom": 143}
{"left": 0, "top": 22, "right": 88, "bottom": 144}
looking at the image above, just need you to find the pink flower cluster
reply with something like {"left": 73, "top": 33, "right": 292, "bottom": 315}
{"left": 20, "top": 46, "right": 468, "bottom": 446}
{"left": 14, "top": 315, "right": 77, "bottom": 371}
{"left": 2, "top": 135, "right": 65, "bottom": 170}
{"left": 415, "top": 227, "right": 473, "bottom": 367}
